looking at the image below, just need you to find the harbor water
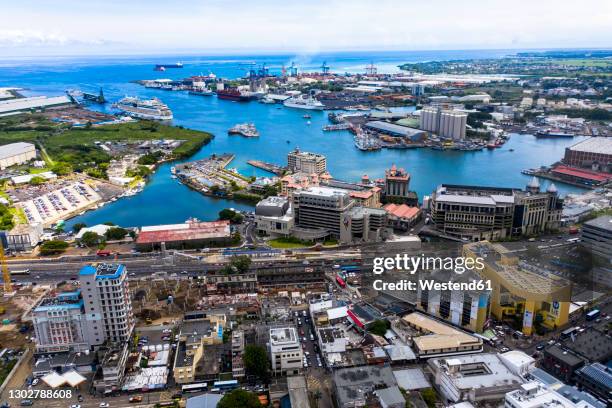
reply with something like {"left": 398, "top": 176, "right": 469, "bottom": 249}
{"left": 0, "top": 51, "right": 588, "bottom": 229}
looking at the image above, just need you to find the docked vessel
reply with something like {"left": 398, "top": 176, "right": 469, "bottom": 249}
{"left": 260, "top": 96, "right": 275, "bottom": 104}
{"left": 216, "top": 88, "right": 252, "bottom": 102}
{"left": 228, "top": 123, "right": 259, "bottom": 137}
{"left": 535, "top": 130, "right": 575, "bottom": 138}
{"left": 113, "top": 97, "right": 173, "bottom": 120}
{"left": 283, "top": 95, "right": 324, "bottom": 110}
{"left": 189, "top": 87, "right": 214, "bottom": 96}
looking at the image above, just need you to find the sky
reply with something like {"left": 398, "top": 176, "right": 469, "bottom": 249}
{"left": 1, "top": 0, "right": 611, "bottom": 56}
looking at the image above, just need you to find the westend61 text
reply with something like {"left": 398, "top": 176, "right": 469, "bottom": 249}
{"left": 372, "top": 279, "right": 492, "bottom": 292}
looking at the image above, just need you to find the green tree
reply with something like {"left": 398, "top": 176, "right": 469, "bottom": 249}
{"left": 218, "top": 208, "right": 244, "bottom": 224}
{"left": 0, "top": 204, "right": 14, "bottom": 231}
{"left": 421, "top": 388, "right": 438, "bottom": 408}
{"left": 218, "top": 389, "right": 262, "bottom": 408}
{"left": 243, "top": 344, "right": 270, "bottom": 383}
{"left": 80, "top": 231, "right": 104, "bottom": 247}
{"left": 104, "top": 227, "right": 128, "bottom": 241}
{"left": 51, "top": 162, "right": 73, "bottom": 176}
{"left": 72, "top": 223, "right": 87, "bottom": 233}
{"left": 230, "top": 255, "right": 251, "bottom": 273}
{"left": 39, "top": 240, "right": 69, "bottom": 256}
{"left": 369, "top": 319, "right": 389, "bottom": 336}
{"left": 29, "top": 176, "right": 46, "bottom": 186}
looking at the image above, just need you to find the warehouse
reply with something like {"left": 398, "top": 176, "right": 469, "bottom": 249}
{"left": 364, "top": 121, "right": 426, "bottom": 140}
{"left": 563, "top": 137, "right": 612, "bottom": 173}
{"left": 0, "top": 142, "right": 36, "bottom": 169}
{"left": 0, "top": 95, "right": 72, "bottom": 116}
{"left": 135, "top": 219, "right": 232, "bottom": 250}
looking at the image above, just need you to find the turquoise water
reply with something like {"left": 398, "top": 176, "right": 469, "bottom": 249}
{"left": 0, "top": 51, "right": 588, "bottom": 228}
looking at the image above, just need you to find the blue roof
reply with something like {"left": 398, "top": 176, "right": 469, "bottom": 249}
{"left": 35, "top": 299, "right": 83, "bottom": 312}
{"left": 95, "top": 264, "right": 125, "bottom": 280}
{"left": 578, "top": 363, "right": 612, "bottom": 390}
{"left": 557, "top": 385, "right": 606, "bottom": 408}
{"left": 79, "top": 265, "right": 97, "bottom": 276}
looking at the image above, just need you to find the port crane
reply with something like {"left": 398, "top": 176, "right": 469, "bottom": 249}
{"left": 320, "top": 61, "right": 330, "bottom": 75}
{"left": 365, "top": 62, "right": 377, "bottom": 76}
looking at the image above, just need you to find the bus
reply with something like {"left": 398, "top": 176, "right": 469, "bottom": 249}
{"left": 181, "top": 383, "right": 208, "bottom": 393}
{"left": 560, "top": 327, "right": 579, "bottom": 339}
{"left": 10, "top": 269, "right": 30, "bottom": 275}
{"left": 586, "top": 309, "right": 600, "bottom": 321}
{"left": 335, "top": 275, "right": 346, "bottom": 288}
{"left": 340, "top": 265, "right": 360, "bottom": 272}
{"left": 213, "top": 380, "right": 238, "bottom": 391}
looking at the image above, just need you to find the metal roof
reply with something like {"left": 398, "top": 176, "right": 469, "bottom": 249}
{"left": 0, "top": 142, "right": 35, "bottom": 160}
{"left": 569, "top": 137, "right": 612, "bottom": 155}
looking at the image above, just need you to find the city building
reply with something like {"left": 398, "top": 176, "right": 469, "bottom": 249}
{"left": 582, "top": 215, "right": 612, "bottom": 260}
{"left": 292, "top": 186, "right": 387, "bottom": 243}
{"left": 563, "top": 137, "right": 612, "bottom": 173}
{"left": 575, "top": 363, "right": 612, "bottom": 405}
{"left": 429, "top": 183, "right": 562, "bottom": 241}
{"left": 79, "top": 263, "right": 134, "bottom": 345}
{"left": 333, "top": 365, "right": 398, "bottom": 408}
{"left": 505, "top": 381, "right": 605, "bottom": 408}
{"left": 464, "top": 242, "right": 572, "bottom": 335}
{"left": 420, "top": 106, "right": 467, "bottom": 140}
{"left": 499, "top": 350, "right": 536, "bottom": 377}
{"left": 0, "top": 142, "right": 36, "bottom": 169}
{"left": 173, "top": 313, "right": 225, "bottom": 384}
{"left": 254, "top": 196, "right": 295, "bottom": 237}
{"left": 135, "top": 219, "right": 232, "bottom": 250}
{"left": 541, "top": 345, "right": 585, "bottom": 383}
{"left": 32, "top": 291, "right": 91, "bottom": 353}
{"left": 384, "top": 164, "right": 411, "bottom": 201}
{"left": 99, "top": 343, "right": 130, "bottom": 391}
{"left": 287, "top": 148, "right": 327, "bottom": 174}
{"left": 3, "top": 223, "right": 43, "bottom": 252}
{"left": 383, "top": 203, "right": 421, "bottom": 230}
{"left": 401, "top": 312, "right": 483, "bottom": 357}
{"left": 269, "top": 327, "right": 303, "bottom": 376}
{"left": 428, "top": 353, "right": 524, "bottom": 404}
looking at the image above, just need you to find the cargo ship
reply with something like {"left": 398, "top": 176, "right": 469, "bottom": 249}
{"left": 216, "top": 88, "right": 251, "bottom": 102}
{"left": 535, "top": 130, "right": 575, "bottom": 138}
{"left": 154, "top": 62, "right": 183, "bottom": 71}
{"left": 113, "top": 96, "right": 173, "bottom": 120}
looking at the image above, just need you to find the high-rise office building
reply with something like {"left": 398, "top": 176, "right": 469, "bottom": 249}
{"left": 79, "top": 263, "right": 134, "bottom": 345}
{"left": 287, "top": 148, "right": 327, "bottom": 175}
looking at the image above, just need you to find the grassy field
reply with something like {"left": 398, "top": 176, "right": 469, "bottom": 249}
{"left": 0, "top": 116, "right": 214, "bottom": 166}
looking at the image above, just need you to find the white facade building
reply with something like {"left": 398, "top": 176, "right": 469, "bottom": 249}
{"left": 0, "top": 142, "right": 36, "bottom": 169}
{"left": 269, "top": 327, "right": 303, "bottom": 375}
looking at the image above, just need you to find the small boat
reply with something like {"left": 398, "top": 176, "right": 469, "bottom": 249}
{"left": 303, "top": 114, "right": 311, "bottom": 119}
{"left": 286, "top": 140, "right": 291, "bottom": 144}
{"left": 509, "top": 148, "right": 514, "bottom": 152}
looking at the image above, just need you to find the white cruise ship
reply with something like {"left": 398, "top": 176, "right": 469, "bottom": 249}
{"left": 283, "top": 95, "right": 324, "bottom": 110}
{"left": 113, "top": 97, "right": 173, "bottom": 120}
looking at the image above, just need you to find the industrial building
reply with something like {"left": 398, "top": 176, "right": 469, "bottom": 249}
{"left": 0, "top": 95, "right": 71, "bottom": 116}
{"left": 563, "top": 137, "right": 612, "bottom": 173}
{"left": 464, "top": 242, "right": 572, "bottom": 335}
{"left": 419, "top": 106, "right": 467, "bottom": 140}
{"left": 363, "top": 121, "right": 426, "bottom": 140}
{"left": 428, "top": 353, "right": 524, "bottom": 404}
{"left": 287, "top": 148, "right": 327, "bottom": 175}
{"left": 135, "top": 219, "right": 232, "bottom": 250}
{"left": 269, "top": 327, "right": 303, "bottom": 376}
{"left": 429, "top": 181, "right": 562, "bottom": 241}
{"left": 0, "top": 142, "right": 36, "bottom": 169}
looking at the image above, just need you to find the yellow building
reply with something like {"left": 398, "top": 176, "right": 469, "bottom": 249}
{"left": 173, "top": 314, "right": 226, "bottom": 384}
{"left": 463, "top": 241, "right": 572, "bottom": 336}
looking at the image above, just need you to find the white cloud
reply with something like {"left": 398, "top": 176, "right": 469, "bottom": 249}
{"left": 1, "top": 0, "right": 610, "bottom": 55}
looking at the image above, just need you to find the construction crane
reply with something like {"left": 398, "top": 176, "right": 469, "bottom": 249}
{"left": 1, "top": 240, "right": 12, "bottom": 293}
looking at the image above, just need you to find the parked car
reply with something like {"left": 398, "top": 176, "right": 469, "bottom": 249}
{"left": 129, "top": 396, "right": 143, "bottom": 403}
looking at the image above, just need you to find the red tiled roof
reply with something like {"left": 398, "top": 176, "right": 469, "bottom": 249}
{"left": 136, "top": 220, "right": 231, "bottom": 244}
{"left": 384, "top": 203, "right": 420, "bottom": 219}
{"left": 551, "top": 165, "right": 611, "bottom": 183}
{"left": 350, "top": 190, "right": 373, "bottom": 199}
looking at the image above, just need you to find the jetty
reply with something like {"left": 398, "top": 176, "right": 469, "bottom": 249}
{"left": 247, "top": 160, "right": 286, "bottom": 175}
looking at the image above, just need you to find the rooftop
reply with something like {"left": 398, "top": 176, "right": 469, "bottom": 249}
{"left": 136, "top": 219, "right": 231, "bottom": 244}
{"left": 365, "top": 120, "right": 426, "bottom": 137}
{"left": 552, "top": 165, "right": 612, "bottom": 183}
{"left": 270, "top": 327, "right": 298, "bottom": 345}
{"left": 568, "top": 137, "right": 612, "bottom": 155}
{"left": 35, "top": 291, "right": 84, "bottom": 312}
{"left": 430, "top": 353, "right": 523, "bottom": 390}
{"left": 0, "top": 142, "right": 35, "bottom": 160}
{"left": 402, "top": 312, "right": 481, "bottom": 351}
{"left": 79, "top": 263, "right": 126, "bottom": 280}
{"left": 584, "top": 215, "right": 612, "bottom": 232}
{"left": 384, "top": 203, "right": 420, "bottom": 219}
